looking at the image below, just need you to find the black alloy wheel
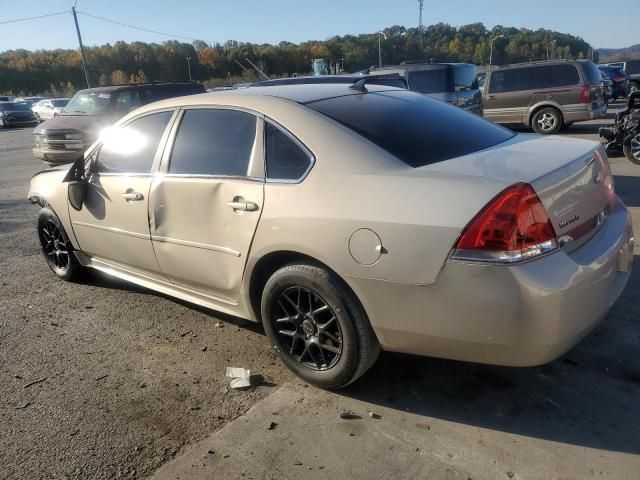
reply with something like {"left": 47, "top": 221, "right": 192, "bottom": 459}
{"left": 273, "top": 285, "right": 343, "bottom": 371}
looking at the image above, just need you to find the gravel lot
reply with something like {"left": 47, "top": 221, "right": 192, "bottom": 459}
{"left": 1, "top": 107, "right": 639, "bottom": 479}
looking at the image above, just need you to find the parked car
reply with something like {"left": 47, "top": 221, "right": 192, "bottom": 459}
{"left": 369, "top": 62, "right": 482, "bottom": 115}
{"left": 28, "top": 83, "right": 633, "bottom": 388}
{"left": 0, "top": 95, "right": 16, "bottom": 102}
{"left": 481, "top": 60, "right": 606, "bottom": 134}
{"left": 603, "top": 60, "right": 640, "bottom": 93}
{"left": 33, "top": 82, "right": 205, "bottom": 165}
{"left": 0, "top": 101, "right": 38, "bottom": 128}
{"left": 15, "top": 96, "right": 47, "bottom": 109}
{"left": 32, "top": 98, "right": 69, "bottom": 122}
{"left": 598, "top": 65, "right": 630, "bottom": 100}
{"left": 252, "top": 73, "right": 407, "bottom": 89}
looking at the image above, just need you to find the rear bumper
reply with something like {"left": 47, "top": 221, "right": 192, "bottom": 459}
{"left": 33, "top": 147, "right": 83, "bottom": 165}
{"left": 563, "top": 103, "right": 607, "bottom": 123}
{"left": 348, "top": 198, "right": 634, "bottom": 366}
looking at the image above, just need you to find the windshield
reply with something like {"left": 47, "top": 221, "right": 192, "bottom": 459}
{"left": 306, "top": 90, "right": 515, "bottom": 167}
{"left": 51, "top": 99, "right": 69, "bottom": 107}
{"left": 63, "top": 91, "right": 113, "bottom": 115}
{"left": 0, "top": 102, "right": 29, "bottom": 111}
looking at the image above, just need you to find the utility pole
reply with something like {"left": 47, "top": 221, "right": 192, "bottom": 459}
{"left": 418, "top": 0, "right": 424, "bottom": 47}
{"left": 186, "top": 57, "right": 192, "bottom": 82}
{"left": 71, "top": 7, "right": 90, "bottom": 88}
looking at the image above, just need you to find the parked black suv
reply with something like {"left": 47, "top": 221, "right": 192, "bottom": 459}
{"left": 33, "top": 82, "right": 205, "bottom": 165}
{"left": 368, "top": 63, "right": 482, "bottom": 115}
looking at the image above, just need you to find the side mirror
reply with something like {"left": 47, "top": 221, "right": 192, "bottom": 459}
{"left": 63, "top": 155, "right": 89, "bottom": 210}
{"left": 68, "top": 181, "right": 86, "bottom": 211}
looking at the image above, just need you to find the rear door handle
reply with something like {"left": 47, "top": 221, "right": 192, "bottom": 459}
{"left": 227, "top": 200, "right": 259, "bottom": 212}
{"left": 121, "top": 191, "right": 143, "bottom": 201}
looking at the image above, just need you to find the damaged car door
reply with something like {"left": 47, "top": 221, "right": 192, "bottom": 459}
{"left": 148, "top": 108, "right": 265, "bottom": 303}
{"left": 68, "top": 110, "right": 175, "bottom": 278}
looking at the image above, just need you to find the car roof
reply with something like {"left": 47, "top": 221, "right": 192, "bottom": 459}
{"left": 490, "top": 59, "right": 589, "bottom": 71}
{"left": 75, "top": 83, "right": 200, "bottom": 94}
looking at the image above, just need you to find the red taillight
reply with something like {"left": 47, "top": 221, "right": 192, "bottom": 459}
{"left": 580, "top": 84, "right": 591, "bottom": 104}
{"left": 613, "top": 76, "right": 625, "bottom": 84}
{"left": 452, "top": 183, "right": 557, "bottom": 263}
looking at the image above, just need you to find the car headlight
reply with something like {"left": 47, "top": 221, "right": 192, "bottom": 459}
{"left": 64, "top": 133, "right": 82, "bottom": 140}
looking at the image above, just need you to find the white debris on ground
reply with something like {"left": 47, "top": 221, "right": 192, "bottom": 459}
{"left": 225, "top": 367, "right": 251, "bottom": 389}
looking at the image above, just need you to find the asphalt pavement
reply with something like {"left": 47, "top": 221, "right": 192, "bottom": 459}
{"left": 1, "top": 106, "right": 639, "bottom": 480}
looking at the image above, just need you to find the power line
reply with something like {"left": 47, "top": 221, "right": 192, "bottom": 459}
{"left": 0, "top": 10, "right": 69, "bottom": 25}
{"left": 76, "top": 10, "right": 215, "bottom": 44}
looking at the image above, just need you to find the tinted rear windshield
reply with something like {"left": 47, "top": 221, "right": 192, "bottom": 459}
{"left": 408, "top": 69, "right": 450, "bottom": 94}
{"left": 306, "top": 90, "right": 515, "bottom": 167}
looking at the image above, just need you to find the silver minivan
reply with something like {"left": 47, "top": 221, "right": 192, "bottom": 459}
{"left": 479, "top": 60, "right": 606, "bottom": 134}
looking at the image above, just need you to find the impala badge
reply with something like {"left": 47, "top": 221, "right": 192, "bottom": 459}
{"left": 559, "top": 215, "right": 580, "bottom": 230}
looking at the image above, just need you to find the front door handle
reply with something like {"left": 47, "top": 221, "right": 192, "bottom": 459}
{"left": 227, "top": 199, "right": 259, "bottom": 212}
{"left": 121, "top": 191, "right": 143, "bottom": 201}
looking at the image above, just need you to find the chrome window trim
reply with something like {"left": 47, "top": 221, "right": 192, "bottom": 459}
{"left": 72, "top": 221, "right": 150, "bottom": 240}
{"left": 263, "top": 117, "right": 316, "bottom": 184}
{"left": 89, "top": 108, "right": 179, "bottom": 177}
{"left": 158, "top": 173, "right": 264, "bottom": 183}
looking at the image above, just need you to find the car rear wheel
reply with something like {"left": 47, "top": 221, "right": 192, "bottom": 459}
{"left": 623, "top": 133, "right": 640, "bottom": 165}
{"left": 531, "top": 107, "right": 563, "bottom": 135}
{"left": 34, "top": 112, "right": 41, "bottom": 123}
{"left": 37, "top": 207, "right": 83, "bottom": 281}
{"left": 261, "top": 263, "right": 380, "bottom": 389}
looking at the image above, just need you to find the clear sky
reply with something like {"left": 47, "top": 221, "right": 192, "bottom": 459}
{"left": 1, "top": 0, "right": 637, "bottom": 51}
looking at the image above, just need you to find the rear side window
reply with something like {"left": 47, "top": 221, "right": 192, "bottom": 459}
{"left": 580, "top": 61, "right": 604, "bottom": 85}
{"left": 95, "top": 111, "right": 173, "bottom": 174}
{"left": 489, "top": 67, "right": 535, "bottom": 93}
{"left": 453, "top": 65, "right": 478, "bottom": 91}
{"left": 307, "top": 90, "right": 514, "bottom": 168}
{"left": 534, "top": 64, "right": 580, "bottom": 88}
{"left": 169, "top": 109, "right": 257, "bottom": 176}
{"left": 408, "top": 69, "right": 450, "bottom": 94}
{"left": 265, "top": 123, "right": 312, "bottom": 180}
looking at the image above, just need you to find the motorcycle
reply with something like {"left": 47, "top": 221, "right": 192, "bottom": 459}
{"left": 600, "top": 91, "right": 640, "bottom": 165}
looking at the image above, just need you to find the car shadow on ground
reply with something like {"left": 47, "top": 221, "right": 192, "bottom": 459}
{"left": 341, "top": 255, "right": 640, "bottom": 454}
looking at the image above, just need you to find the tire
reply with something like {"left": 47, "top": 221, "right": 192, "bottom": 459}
{"left": 34, "top": 112, "right": 41, "bottom": 123}
{"left": 623, "top": 133, "right": 640, "bottom": 165}
{"left": 531, "top": 107, "right": 563, "bottom": 135}
{"left": 37, "top": 207, "right": 83, "bottom": 281}
{"left": 261, "top": 263, "right": 380, "bottom": 389}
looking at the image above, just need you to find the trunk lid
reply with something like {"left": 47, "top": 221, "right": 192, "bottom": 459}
{"left": 425, "top": 134, "right": 613, "bottom": 244}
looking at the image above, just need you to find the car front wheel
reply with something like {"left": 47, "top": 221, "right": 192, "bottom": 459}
{"left": 37, "top": 207, "right": 83, "bottom": 281}
{"left": 261, "top": 263, "right": 380, "bottom": 389}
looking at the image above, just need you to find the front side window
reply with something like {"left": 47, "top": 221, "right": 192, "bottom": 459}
{"left": 114, "top": 90, "right": 141, "bottom": 114}
{"left": 408, "top": 69, "right": 450, "bottom": 94}
{"left": 627, "top": 60, "right": 640, "bottom": 75}
{"left": 94, "top": 111, "right": 173, "bottom": 174}
{"left": 265, "top": 123, "right": 312, "bottom": 180}
{"left": 169, "top": 109, "right": 257, "bottom": 176}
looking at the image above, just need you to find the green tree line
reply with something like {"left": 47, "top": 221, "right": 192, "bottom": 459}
{"left": 0, "top": 22, "right": 595, "bottom": 96}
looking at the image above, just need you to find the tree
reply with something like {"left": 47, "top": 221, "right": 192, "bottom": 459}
{"left": 110, "top": 69, "right": 127, "bottom": 85}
